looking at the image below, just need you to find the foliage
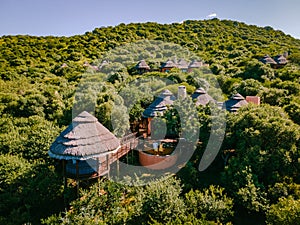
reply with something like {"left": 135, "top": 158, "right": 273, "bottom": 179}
{"left": 0, "top": 156, "right": 63, "bottom": 224}
{"left": 0, "top": 18, "right": 300, "bottom": 224}
{"left": 44, "top": 179, "right": 142, "bottom": 225}
{"left": 185, "top": 185, "right": 234, "bottom": 222}
{"left": 110, "top": 96, "right": 130, "bottom": 137}
{"left": 0, "top": 115, "right": 61, "bottom": 160}
{"left": 266, "top": 196, "right": 300, "bottom": 225}
{"left": 43, "top": 177, "right": 188, "bottom": 225}
{"left": 224, "top": 104, "right": 300, "bottom": 185}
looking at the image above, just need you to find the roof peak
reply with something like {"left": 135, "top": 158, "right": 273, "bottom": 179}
{"left": 159, "top": 89, "right": 174, "bottom": 96}
{"left": 231, "top": 93, "right": 245, "bottom": 100}
{"left": 73, "top": 111, "right": 98, "bottom": 123}
{"left": 194, "top": 87, "right": 207, "bottom": 94}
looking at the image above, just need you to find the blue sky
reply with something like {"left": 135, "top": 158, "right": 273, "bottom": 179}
{"left": 0, "top": 0, "right": 299, "bottom": 39}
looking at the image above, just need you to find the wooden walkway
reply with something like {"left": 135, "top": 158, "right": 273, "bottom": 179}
{"left": 97, "top": 133, "right": 139, "bottom": 176}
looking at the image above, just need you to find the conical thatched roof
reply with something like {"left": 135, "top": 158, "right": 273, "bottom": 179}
{"left": 177, "top": 58, "right": 189, "bottom": 69}
{"left": 223, "top": 93, "right": 248, "bottom": 112}
{"left": 191, "top": 88, "right": 215, "bottom": 106}
{"left": 188, "top": 59, "right": 203, "bottom": 68}
{"left": 142, "top": 89, "right": 176, "bottom": 118}
{"left": 260, "top": 55, "right": 277, "bottom": 65}
{"left": 49, "top": 111, "right": 120, "bottom": 160}
{"left": 274, "top": 54, "right": 288, "bottom": 65}
{"left": 136, "top": 60, "right": 150, "bottom": 69}
{"left": 161, "top": 60, "right": 178, "bottom": 68}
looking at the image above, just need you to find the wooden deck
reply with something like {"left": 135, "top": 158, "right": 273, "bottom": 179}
{"left": 95, "top": 132, "right": 139, "bottom": 177}
{"left": 65, "top": 133, "right": 139, "bottom": 180}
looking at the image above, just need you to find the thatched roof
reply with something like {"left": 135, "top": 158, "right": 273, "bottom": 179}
{"left": 142, "top": 89, "right": 176, "bottom": 118}
{"left": 191, "top": 88, "right": 215, "bottom": 106}
{"left": 99, "top": 60, "right": 109, "bottom": 69}
{"left": 49, "top": 111, "right": 120, "bottom": 160}
{"left": 260, "top": 55, "right": 277, "bottom": 65}
{"left": 136, "top": 60, "right": 150, "bottom": 69}
{"left": 161, "top": 60, "right": 178, "bottom": 68}
{"left": 177, "top": 59, "right": 189, "bottom": 69}
{"left": 188, "top": 59, "right": 203, "bottom": 68}
{"left": 60, "top": 63, "right": 68, "bottom": 68}
{"left": 274, "top": 54, "right": 288, "bottom": 65}
{"left": 223, "top": 93, "right": 248, "bottom": 112}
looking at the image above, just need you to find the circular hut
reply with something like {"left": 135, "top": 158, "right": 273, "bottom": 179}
{"left": 274, "top": 54, "right": 288, "bottom": 67}
{"left": 49, "top": 111, "right": 120, "bottom": 179}
{"left": 136, "top": 60, "right": 150, "bottom": 74}
{"left": 191, "top": 88, "right": 215, "bottom": 106}
{"left": 188, "top": 59, "right": 203, "bottom": 72}
{"left": 141, "top": 89, "right": 175, "bottom": 136}
{"left": 142, "top": 89, "right": 176, "bottom": 118}
{"left": 161, "top": 60, "right": 178, "bottom": 72}
{"left": 177, "top": 58, "right": 189, "bottom": 72}
{"left": 260, "top": 55, "right": 277, "bottom": 66}
{"left": 142, "top": 89, "right": 176, "bottom": 123}
{"left": 223, "top": 93, "right": 248, "bottom": 112}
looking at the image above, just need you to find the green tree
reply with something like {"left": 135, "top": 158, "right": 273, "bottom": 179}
{"left": 266, "top": 196, "right": 300, "bottom": 225}
{"left": 224, "top": 104, "right": 300, "bottom": 185}
{"left": 139, "top": 177, "right": 186, "bottom": 224}
{"left": 110, "top": 96, "right": 130, "bottom": 138}
{"left": 234, "top": 78, "right": 263, "bottom": 97}
{"left": 284, "top": 100, "right": 300, "bottom": 125}
{"left": 0, "top": 115, "right": 60, "bottom": 160}
{"left": 0, "top": 156, "right": 63, "bottom": 225}
{"left": 185, "top": 185, "right": 234, "bottom": 222}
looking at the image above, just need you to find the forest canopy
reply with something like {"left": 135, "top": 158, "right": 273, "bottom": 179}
{"left": 0, "top": 19, "right": 299, "bottom": 224}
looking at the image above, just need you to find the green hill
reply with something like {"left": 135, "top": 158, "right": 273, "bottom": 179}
{"left": 1, "top": 19, "right": 300, "bottom": 77}
{"left": 0, "top": 19, "right": 299, "bottom": 225}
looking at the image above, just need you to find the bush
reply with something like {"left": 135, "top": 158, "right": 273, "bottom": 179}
{"left": 266, "top": 196, "right": 300, "bottom": 225}
{"left": 185, "top": 185, "right": 234, "bottom": 222}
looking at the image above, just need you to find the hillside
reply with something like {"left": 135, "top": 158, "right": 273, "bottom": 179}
{"left": 0, "top": 19, "right": 299, "bottom": 225}
{"left": 1, "top": 19, "right": 300, "bottom": 75}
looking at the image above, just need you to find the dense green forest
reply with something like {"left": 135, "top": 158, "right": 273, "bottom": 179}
{"left": 0, "top": 19, "right": 300, "bottom": 224}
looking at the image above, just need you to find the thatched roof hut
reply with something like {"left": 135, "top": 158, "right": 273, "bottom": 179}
{"left": 142, "top": 89, "right": 176, "bottom": 118}
{"left": 260, "top": 55, "right": 277, "bottom": 65}
{"left": 191, "top": 88, "right": 215, "bottom": 106}
{"left": 136, "top": 60, "right": 150, "bottom": 74}
{"left": 177, "top": 59, "right": 189, "bottom": 71}
{"left": 99, "top": 60, "right": 109, "bottom": 70}
{"left": 136, "top": 60, "right": 150, "bottom": 70}
{"left": 161, "top": 60, "right": 178, "bottom": 72}
{"left": 162, "top": 59, "right": 177, "bottom": 68}
{"left": 188, "top": 59, "right": 203, "bottom": 68}
{"left": 274, "top": 54, "right": 288, "bottom": 65}
{"left": 49, "top": 111, "right": 120, "bottom": 160}
{"left": 223, "top": 93, "right": 248, "bottom": 112}
{"left": 60, "top": 63, "right": 68, "bottom": 68}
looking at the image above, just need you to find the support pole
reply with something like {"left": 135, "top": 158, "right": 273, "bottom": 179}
{"left": 130, "top": 142, "right": 134, "bottom": 164}
{"left": 76, "top": 160, "right": 79, "bottom": 197}
{"left": 126, "top": 148, "right": 129, "bottom": 164}
{"left": 97, "top": 157, "right": 100, "bottom": 176}
{"left": 62, "top": 160, "right": 67, "bottom": 210}
{"left": 98, "top": 176, "right": 101, "bottom": 196}
{"left": 62, "top": 160, "right": 67, "bottom": 189}
{"left": 106, "top": 154, "right": 110, "bottom": 179}
{"left": 117, "top": 151, "right": 120, "bottom": 177}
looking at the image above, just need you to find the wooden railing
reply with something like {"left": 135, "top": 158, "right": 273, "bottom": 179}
{"left": 120, "top": 132, "right": 138, "bottom": 144}
{"left": 66, "top": 133, "right": 141, "bottom": 179}
{"left": 96, "top": 132, "right": 139, "bottom": 176}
